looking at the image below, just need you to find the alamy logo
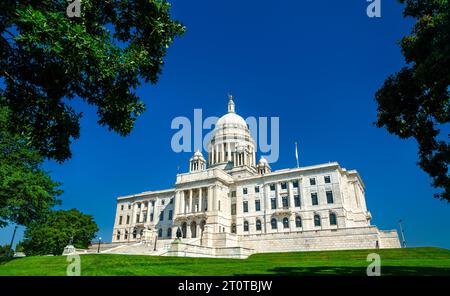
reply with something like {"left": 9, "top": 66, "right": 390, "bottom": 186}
{"left": 66, "top": 254, "right": 81, "bottom": 276}
{"left": 67, "top": 0, "right": 81, "bottom": 18}
{"left": 366, "top": 0, "right": 381, "bottom": 18}
{"left": 171, "top": 109, "right": 280, "bottom": 163}
{"left": 366, "top": 253, "right": 381, "bottom": 276}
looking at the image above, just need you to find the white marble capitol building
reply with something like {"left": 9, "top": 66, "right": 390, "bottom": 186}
{"left": 110, "top": 96, "right": 400, "bottom": 258}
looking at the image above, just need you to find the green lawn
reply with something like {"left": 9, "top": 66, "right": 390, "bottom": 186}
{"left": 0, "top": 247, "right": 449, "bottom": 276}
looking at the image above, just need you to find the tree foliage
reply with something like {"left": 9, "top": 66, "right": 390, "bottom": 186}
{"left": 0, "top": 106, "right": 62, "bottom": 228}
{"left": 0, "top": 0, "right": 185, "bottom": 162}
{"left": 21, "top": 209, "right": 98, "bottom": 256}
{"left": 375, "top": 0, "right": 449, "bottom": 201}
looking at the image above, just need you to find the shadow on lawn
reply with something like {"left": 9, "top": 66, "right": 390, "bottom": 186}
{"left": 235, "top": 266, "right": 450, "bottom": 276}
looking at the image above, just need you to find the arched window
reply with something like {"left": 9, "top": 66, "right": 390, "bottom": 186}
{"left": 132, "top": 228, "right": 137, "bottom": 239}
{"left": 244, "top": 221, "right": 249, "bottom": 232}
{"left": 181, "top": 222, "right": 187, "bottom": 238}
{"left": 256, "top": 219, "right": 262, "bottom": 231}
{"left": 124, "top": 230, "right": 129, "bottom": 240}
{"left": 191, "top": 221, "right": 197, "bottom": 238}
{"left": 295, "top": 216, "right": 302, "bottom": 228}
{"left": 140, "top": 229, "right": 144, "bottom": 236}
{"left": 231, "top": 223, "right": 236, "bottom": 234}
{"left": 167, "top": 228, "right": 172, "bottom": 238}
{"left": 158, "top": 228, "right": 163, "bottom": 237}
{"left": 271, "top": 218, "right": 277, "bottom": 230}
{"left": 329, "top": 212, "right": 337, "bottom": 226}
{"left": 283, "top": 217, "right": 289, "bottom": 229}
{"left": 116, "top": 230, "right": 121, "bottom": 241}
{"left": 314, "top": 214, "right": 321, "bottom": 227}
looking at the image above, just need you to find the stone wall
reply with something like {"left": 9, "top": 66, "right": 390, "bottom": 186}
{"left": 238, "top": 226, "right": 400, "bottom": 253}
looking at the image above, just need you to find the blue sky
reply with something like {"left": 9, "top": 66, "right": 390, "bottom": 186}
{"left": 1, "top": 0, "right": 449, "bottom": 249}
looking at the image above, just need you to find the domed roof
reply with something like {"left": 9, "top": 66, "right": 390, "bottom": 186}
{"left": 194, "top": 149, "right": 204, "bottom": 157}
{"left": 216, "top": 112, "right": 247, "bottom": 127}
{"left": 215, "top": 94, "right": 247, "bottom": 127}
{"left": 258, "top": 156, "right": 269, "bottom": 165}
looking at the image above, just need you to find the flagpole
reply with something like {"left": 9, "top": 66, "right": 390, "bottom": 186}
{"left": 295, "top": 142, "right": 299, "bottom": 168}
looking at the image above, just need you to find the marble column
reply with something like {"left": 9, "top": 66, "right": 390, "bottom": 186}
{"left": 189, "top": 189, "right": 193, "bottom": 213}
{"left": 199, "top": 188, "right": 203, "bottom": 212}
{"left": 207, "top": 186, "right": 212, "bottom": 212}
{"left": 146, "top": 202, "right": 151, "bottom": 223}
{"left": 288, "top": 181, "right": 295, "bottom": 209}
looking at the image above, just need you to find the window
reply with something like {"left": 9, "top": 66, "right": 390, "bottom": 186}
{"left": 244, "top": 220, "right": 249, "bottom": 232}
{"left": 138, "top": 203, "right": 141, "bottom": 209}
{"left": 255, "top": 186, "right": 260, "bottom": 193}
{"left": 124, "top": 230, "right": 128, "bottom": 240}
{"left": 170, "top": 198, "right": 174, "bottom": 204}
{"left": 120, "top": 205, "right": 124, "bottom": 211}
{"left": 143, "top": 212, "right": 147, "bottom": 222}
{"left": 218, "top": 200, "right": 221, "bottom": 211}
{"left": 271, "top": 198, "right": 277, "bottom": 209}
{"left": 151, "top": 201, "right": 155, "bottom": 207}
{"left": 283, "top": 217, "right": 289, "bottom": 229}
{"left": 158, "top": 229, "right": 163, "bottom": 237}
{"left": 293, "top": 181, "right": 299, "bottom": 188}
{"left": 150, "top": 213, "right": 154, "bottom": 222}
{"left": 133, "top": 229, "right": 137, "bottom": 239}
{"left": 271, "top": 218, "right": 277, "bottom": 230}
{"left": 231, "top": 191, "right": 236, "bottom": 197}
{"left": 330, "top": 213, "right": 337, "bottom": 226}
{"left": 282, "top": 196, "right": 289, "bottom": 208}
{"left": 270, "top": 184, "right": 276, "bottom": 191}
{"left": 161, "top": 200, "right": 165, "bottom": 205}
{"left": 159, "top": 211, "right": 164, "bottom": 221}
{"left": 231, "top": 224, "right": 236, "bottom": 233}
{"left": 255, "top": 200, "right": 261, "bottom": 211}
{"left": 128, "top": 204, "right": 131, "bottom": 210}
{"left": 294, "top": 195, "right": 301, "bottom": 207}
{"left": 310, "top": 178, "right": 316, "bottom": 185}
{"left": 243, "top": 188, "right": 248, "bottom": 195}
{"left": 326, "top": 191, "right": 334, "bottom": 204}
{"left": 126, "top": 215, "right": 130, "bottom": 224}
{"left": 256, "top": 219, "right": 262, "bottom": 231}
{"left": 243, "top": 201, "right": 249, "bottom": 213}
{"left": 281, "top": 182, "right": 287, "bottom": 190}
{"left": 314, "top": 215, "right": 321, "bottom": 227}
{"left": 324, "top": 176, "right": 331, "bottom": 183}
{"left": 168, "top": 210, "right": 173, "bottom": 220}
{"left": 311, "top": 193, "right": 318, "bottom": 205}
{"left": 295, "top": 216, "right": 302, "bottom": 228}
{"left": 167, "top": 228, "right": 172, "bottom": 238}
{"left": 231, "top": 204, "right": 236, "bottom": 215}
{"left": 119, "top": 216, "right": 123, "bottom": 225}
{"left": 136, "top": 214, "right": 140, "bottom": 223}
{"left": 116, "top": 231, "right": 121, "bottom": 241}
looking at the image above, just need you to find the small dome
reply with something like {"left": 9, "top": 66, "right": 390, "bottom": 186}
{"left": 194, "top": 149, "right": 203, "bottom": 157}
{"left": 258, "top": 156, "right": 268, "bottom": 165}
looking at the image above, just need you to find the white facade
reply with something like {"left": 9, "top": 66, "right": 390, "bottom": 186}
{"left": 111, "top": 96, "right": 400, "bottom": 257}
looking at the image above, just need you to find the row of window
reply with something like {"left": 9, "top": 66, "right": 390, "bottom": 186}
{"left": 236, "top": 176, "right": 332, "bottom": 197}
{"left": 235, "top": 191, "right": 334, "bottom": 214}
{"left": 118, "top": 209, "right": 173, "bottom": 225}
{"left": 233, "top": 213, "right": 338, "bottom": 233}
{"left": 119, "top": 198, "right": 174, "bottom": 211}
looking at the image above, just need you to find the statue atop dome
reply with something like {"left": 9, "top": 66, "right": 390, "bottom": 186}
{"left": 228, "top": 94, "right": 235, "bottom": 113}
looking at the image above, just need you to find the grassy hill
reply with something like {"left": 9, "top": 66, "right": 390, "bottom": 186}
{"left": 0, "top": 247, "right": 449, "bottom": 276}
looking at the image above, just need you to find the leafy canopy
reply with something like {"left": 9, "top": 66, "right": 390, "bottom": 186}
{"left": 375, "top": 0, "right": 449, "bottom": 201}
{"left": 0, "top": 0, "right": 185, "bottom": 162}
{"left": 0, "top": 106, "right": 62, "bottom": 228}
{"left": 21, "top": 208, "right": 99, "bottom": 256}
